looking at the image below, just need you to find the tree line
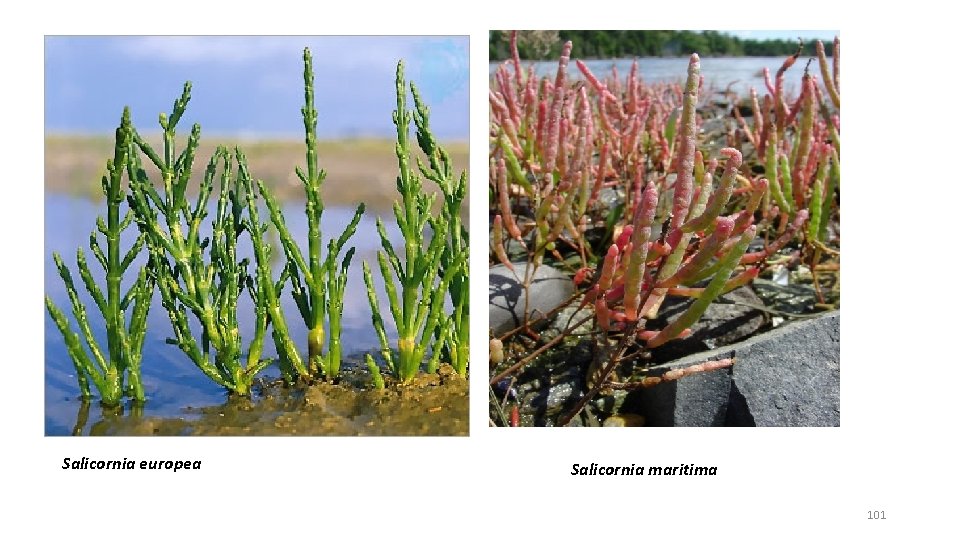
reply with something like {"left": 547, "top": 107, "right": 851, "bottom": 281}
{"left": 489, "top": 31, "right": 836, "bottom": 61}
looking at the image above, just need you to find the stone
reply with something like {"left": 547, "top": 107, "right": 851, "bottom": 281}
{"left": 489, "top": 262, "right": 575, "bottom": 335}
{"left": 647, "top": 285, "right": 768, "bottom": 361}
{"left": 753, "top": 278, "right": 818, "bottom": 315}
{"left": 618, "top": 311, "right": 840, "bottom": 426}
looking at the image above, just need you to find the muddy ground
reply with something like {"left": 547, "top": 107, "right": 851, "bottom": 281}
{"left": 73, "top": 365, "right": 469, "bottom": 436}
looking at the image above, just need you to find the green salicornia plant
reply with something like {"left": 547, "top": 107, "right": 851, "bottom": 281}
{"left": 45, "top": 109, "right": 155, "bottom": 406}
{"left": 410, "top": 81, "right": 469, "bottom": 377}
{"left": 49, "top": 46, "right": 469, "bottom": 403}
{"left": 235, "top": 148, "right": 313, "bottom": 383}
{"left": 363, "top": 61, "right": 469, "bottom": 384}
{"left": 127, "top": 84, "right": 273, "bottom": 396}
{"left": 258, "top": 48, "right": 365, "bottom": 381}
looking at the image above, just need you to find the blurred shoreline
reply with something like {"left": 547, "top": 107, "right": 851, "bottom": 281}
{"left": 45, "top": 135, "right": 469, "bottom": 214}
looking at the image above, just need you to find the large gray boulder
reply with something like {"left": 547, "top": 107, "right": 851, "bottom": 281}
{"left": 489, "top": 262, "right": 575, "bottom": 335}
{"left": 624, "top": 311, "right": 840, "bottom": 426}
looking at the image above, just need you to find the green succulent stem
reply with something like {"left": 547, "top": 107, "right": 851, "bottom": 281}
{"left": 259, "top": 48, "right": 365, "bottom": 381}
{"left": 807, "top": 152, "right": 828, "bottom": 241}
{"left": 237, "top": 151, "right": 307, "bottom": 381}
{"left": 366, "top": 354, "right": 385, "bottom": 390}
{"left": 127, "top": 84, "right": 274, "bottom": 397}
{"left": 46, "top": 108, "right": 153, "bottom": 407}
{"left": 819, "top": 148, "right": 839, "bottom": 242}
{"left": 647, "top": 226, "right": 757, "bottom": 348}
{"left": 363, "top": 60, "right": 469, "bottom": 384}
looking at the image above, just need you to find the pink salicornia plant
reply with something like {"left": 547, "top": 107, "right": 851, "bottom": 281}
{"left": 489, "top": 36, "right": 823, "bottom": 426}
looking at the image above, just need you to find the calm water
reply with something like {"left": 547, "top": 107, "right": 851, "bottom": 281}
{"left": 44, "top": 193, "right": 404, "bottom": 435}
{"left": 490, "top": 56, "right": 820, "bottom": 98}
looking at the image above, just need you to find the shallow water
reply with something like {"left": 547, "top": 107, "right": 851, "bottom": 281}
{"left": 490, "top": 56, "right": 819, "bottom": 98}
{"left": 44, "top": 193, "right": 407, "bottom": 435}
{"left": 72, "top": 367, "right": 468, "bottom": 436}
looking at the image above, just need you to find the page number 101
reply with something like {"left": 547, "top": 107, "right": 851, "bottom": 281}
{"left": 867, "top": 511, "right": 886, "bottom": 520}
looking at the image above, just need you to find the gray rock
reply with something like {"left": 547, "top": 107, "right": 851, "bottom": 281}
{"left": 620, "top": 311, "right": 840, "bottom": 426}
{"left": 753, "top": 278, "right": 818, "bottom": 315}
{"left": 539, "top": 301, "right": 596, "bottom": 343}
{"left": 512, "top": 340, "right": 593, "bottom": 427}
{"left": 650, "top": 286, "right": 768, "bottom": 360}
{"left": 597, "top": 187, "right": 624, "bottom": 210}
{"left": 489, "top": 262, "right": 575, "bottom": 335}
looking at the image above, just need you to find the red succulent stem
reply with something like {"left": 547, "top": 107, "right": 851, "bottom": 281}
{"left": 492, "top": 215, "right": 514, "bottom": 271}
{"left": 495, "top": 158, "right": 524, "bottom": 243}
{"left": 623, "top": 181, "right": 659, "bottom": 320}
{"left": 543, "top": 41, "right": 573, "bottom": 176}
{"left": 659, "top": 216, "right": 735, "bottom": 289}
{"left": 833, "top": 37, "right": 840, "bottom": 93}
{"left": 575, "top": 59, "right": 617, "bottom": 102}
{"left": 510, "top": 31, "right": 523, "bottom": 89}
{"left": 597, "top": 244, "right": 620, "bottom": 292}
{"left": 740, "top": 209, "right": 808, "bottom": 264}
{"left": 670, "top": 54, "right": 701, "bottom": 239}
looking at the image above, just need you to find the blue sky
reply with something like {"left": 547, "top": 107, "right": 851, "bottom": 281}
{"left": 45, "top": 36, "right": 469, "bottom": 140}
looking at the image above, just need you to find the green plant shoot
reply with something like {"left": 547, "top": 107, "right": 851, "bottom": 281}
{"left": 258, "top": 48, "right": 365, "bottom": 381}
{"left": 45, "top": 108, "right": 154, "bottom": 406}
{"left": 410, "top": 82, "right": 469, "bottom": 377}
{"left": 127, "top": 84, "right": 272, "bottom": 396}
{"left": 363, "top": 61, "right": 468, "bottom": 384}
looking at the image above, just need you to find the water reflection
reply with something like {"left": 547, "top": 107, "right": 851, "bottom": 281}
{"left": 69, "top": 400, "right": 146, "bottom": 436}
{"left": 44, "top": 193, "right": 402, "bottom": 435}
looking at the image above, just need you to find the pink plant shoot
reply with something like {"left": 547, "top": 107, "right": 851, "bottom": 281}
{"left": 646, "top": 225, "right": 757, "bottom": 348}
{"left": 627, "top": 59, "right": 639, "bottom": 114}
{"left": 623, "top": 181, "right": 658, "bottom": 320}
{"left": 598, "top": 92, "right": 621, "bottom": 140}
{"left": 751, "top": 88, "right": 764, "bottom": 144}
{"left": 596, "top": 296, "right": 611, "bottom": 331}
{"left": 510, "top": 31, "right": 522, "bottom": 89}
{"left": 774, "top": 43, "right": 802, "bottom": 132}
{"left": 542, "top": 41, "right": 573, "bottom": 175}
{"left": 762, "top": 66, "right": 775, "bottom": 96}
{"left": 681, "top": 148, "right": 742, "bottom": 233}
{"left": 793, "top": 74, "right": 817, "bottom": 207}
{"left": 588, "top": 141, "right": 610, "bottom": 207}
{"left": 668, "top": 267, "right": 760, "bottom": 298}
{"left": 597, "top": 244, "right": 620, "bottom": 292}
{"left": 488, "top": 36, "right": 838, "bottom": 427}
{"left": 576, "top": 59, "right": 617, "bottom": 102}
{"left": 669, "top": 54, "right": 701, "bottom": 244}
{"left": 489, "top": 90, "right": 508, "bottom": 122}
{"left": 496, "top": 68, "right": 521, "bottom": 127}
{"left": 734, "top": 178, "right": 768, "bottom": 233}
{"left": 492, "top": 215, "right": 513, "bottom": 272}
{"left": 833, "top": 37, "right": 840, "bottom": 92}
{"left": 495, "top": 157, "right": 524, "bottom": 244}
{"left": 523, "top": 66, "right": 537, "bottom": 131}
{"left": 740, "top": 209, "right": 809, "bottom": 265}
{"left": 658, "top": 216, "right": 735, "bottom": 289}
